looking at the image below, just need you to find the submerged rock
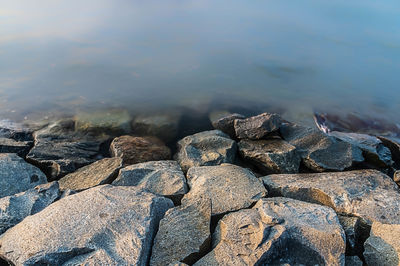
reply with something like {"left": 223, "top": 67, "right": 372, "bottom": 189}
{"left": 234, "top": 112, "right": 282, "bottom": 140}
{"left": 132, "top": 112, "right": 181, "bottom": 142}
{"left": 0, "top": 185, "right": 173, "bottom": 265}
{"left": 209, "top": 111, "right": 245, "bottom": 138}
{"left": 195, "top": 197, "right": 345, "bottom": 265}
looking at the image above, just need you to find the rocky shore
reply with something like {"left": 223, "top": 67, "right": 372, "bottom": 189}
{"left": 0, "top": 109, "right": 400, "bottom": 265}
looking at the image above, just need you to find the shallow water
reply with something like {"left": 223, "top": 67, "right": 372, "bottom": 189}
{"left": 1, "top": 0, "right": 399, "bottom": 124}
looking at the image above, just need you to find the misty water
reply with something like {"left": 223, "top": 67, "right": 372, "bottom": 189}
{"left": 1, "top": 0, "right": 400, "bottom": 127}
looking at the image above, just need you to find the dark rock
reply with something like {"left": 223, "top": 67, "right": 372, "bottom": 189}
{"left": 0, "top": 137, "right": 32, "bottom": 156}
{"left": 132, "top": 112, "right": 181, "bottom": 142}
{"left": 234, "top": 112, "right": 282, "bottom": 140}
{"left": 209, "top": 111, "right": 245, "bottom": 138}
{"left": 0, "top": 120, "right": 34, "bottom": 141}
{"left": 338, "top": 215, "right": 368, "bottom": 256}
{"left": 345, "top": 256, "right": 363, "bottom": 266}
{"left": 378, "top": 136, "right": 400, "bottom": 166}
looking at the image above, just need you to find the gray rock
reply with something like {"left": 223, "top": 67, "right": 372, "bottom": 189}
{"left": 338, "top": 215, "right": 368, "bottom": 256}
{"left": 195, "top": 197, "right": 346, "bottom": 266}
{"left": 0, "top": 182, "right": 60, "bottom": 235}
{"left": 234, "top": 112, "right": 282, "bottom": 140}
{"left": 263, "top": 170, "right": 400, "bottom": 226}
{"left": 174, "top": 130, "right": 237, "bottom": 172}
{"left": 238, "top": 138, "right": 301, "bottom": 174}
{"left": 209, "top": 111, "right": 245, "bottom": 138}
{"left": 345, "top": 256, "right": 363, "bottom": 266}
{"left": 59, "top": 157, "right": 123, "bottom": 191}
{"left": 112, "top": 160, "right": 188, "bottom": 198}
{"left": 378, "top": 136, "right": 400, "bottom": 166}
{"left": 132, "top": 112, "right": 181, "bottom": 142}
{"left": 0, "top": 119, "right": 34, "bottom": 141}
{"left": 364, "top": 222, "right": 400, "bottom": 266}
{"left": 0, "top": 137, "right": 32, "bottom": 156}
{"left": 0, "top": 153, "right": 47, "bottom": 198}
{"left": 150, "top": 198, "right": 211, "bottom": 266}
{"left": 280, "top": 122, "right": 364, "bottom": 171}
{"left": 183, "top": 164, "right": 266, "bottom": 216}
{"left": 0, "top": 185, "right": 173, "bottom": 265}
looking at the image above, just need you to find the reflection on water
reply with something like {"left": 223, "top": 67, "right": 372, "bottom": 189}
{"left": 1, "top": 0, "right": 399, "bottom": 124}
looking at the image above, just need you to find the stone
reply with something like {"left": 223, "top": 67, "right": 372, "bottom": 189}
{"left": 0, "top": 185, "right": 173, "bottom": 265}
{"left": 338, "top": 215, "right": 368, "bottom": 256}
{"left": 112, "top": 160, "right": 188, "bottom": 198}
{"left": 132, "top": 112, "right": 181, "bottom": 142}
{"left": 378, "top": 136, "right": 400, "bottom": 166}
{"left": 0, "top": 137, "right": 32, "bottom": 156}
{"left": 59, "top": 157, "right": 123, "bottom": 191}
{"left": 263, "top": 169, "right": 400, "bottom": 226}
{"left": 74, "top": 109, "right": 131, "bottom": 135}
{"left": 234, "top": 112, "right": 282, "bottom": 139}
{"left": 150, "top": 198, "right": 211, "bottom": 265}
{"left": 345, "top": 256, "right": 363, "bottom": 266}
{"left": 394, "top": 170, "right": 400, "bottom": 185}
{"left": 0, "top": 182, "right": 60, "bottom": 235}
{"left": 110, "top": 135, "right": 171, "bottom": 166}
{"left": 194, "top": 197, "right": 346, "bottom": 265}
{"left": 0, "top": 153, "right": 47, "bottom": 198}
{"left": 238, "top": 138, "right": 301, "bottom": 174}
{"left": 364, "top": 222, "right": 400, "bottom": 266}
{"left": 0, "top": 119, "right": 34, "bottom": 141}
{"left": 174, "top": 130, "right": 237, "bottom": 172}
{"left": 280, "top": 122, "right": 364, "bottom": 171}
{"left": 209, "top": 111, "right": 245, "bottom": 138}
{"left": 183, "top": 164, "right": 266, "bottom": 216}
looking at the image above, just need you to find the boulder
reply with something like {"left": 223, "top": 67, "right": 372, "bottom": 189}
{"left": 0, "top": 153, "right": 47, "bottom": 198}
{"left": 394, "top": 170, "right": 400, "bottom": 185}
{"left": 345, "top": 256, "right": 363, "bottom": 266}
{"left": 378, "top": 136, "right": 400, "bottom": 166}
{"left": 0, "top": 182, "right": 60, "bottom": 234}
{"left": 183, "top": 164, "right": 266, "bottom": 216}
{"left": 132, "top": 112, "right": 181, "bottom": 142}
{"left": 110, "top": 135, "right": 171, "bottom": 166}
{"left": 209, "top": 111, "right": 245, "bottom": 138}
{"left": 0, "top": 119, "right": 34, "bottom": 141}
{"left": 174, "top": 130, "right": 237, "bottom": 172}
{"left": 0, "top": 185, "right": 173, "bottom": 265}
{"left": 194, "top": 197, "right": 346, "bottom": 265}
{"left": 58, "top": 157, "right": 123, "bottom": 191}
{"left": 112, "top": 160, "right": 188, "bottom": 198}
{"left": 338, "top": 215, "right": 368, "bottom": 256}
{"left": 238, "top": 138, "right": 301, "bottom": 174}
{"left": 0, "top": 137, "right": 32, "bottom": 156}
{"left": 234, "top": 112, "right": 282, "bottom": 140}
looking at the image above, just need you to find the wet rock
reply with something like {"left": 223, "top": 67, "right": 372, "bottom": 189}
{"left": 234, "top": 112, "right": 282, "bottom": 140}
{"left": 183, "top": 164, "right": 266, "bottom": 216}
{"left": 0, "top": 182, "right": 60, "bottom": 235}
{"left": 0, "top": 185, "right": 173, "bottom": 265}
{"left": 0, "top": 153, "right": 47, "bottom": 198}
{"left": 112, "top": 160, "right": 188, "bottom": 199}
{"left": 195, "top": 197, "right": 345, "bottom": 265}
{"left": 0, "top": 119, "right": 34, "bottom": 141}
{"left": 238, "top": 138, "right": 301, "bottom": 174}
{"left": 338, "top": 215, "right": 367, "bottom": 256}
{"left": 110, "top": 135, "right": 171, "bottom": 166}
{"left": 345, "top": 256, "right": 363, "bottom": 266}
{"left": 378, "top": 136, "right": 400, "bottom": 166}
{"left": 280, "top": 123, "right": 364, "bottom": 171}
{"left": 150, "top": 198, "right": 211, "bottom": 266}
{"left": 0, "top": 137, "right": 32, "bottom": 156}
{"left": 74, "top": 109, "right": 131, "bottom": 135}
{"left": 174, "top": 130, "right": 237, "bottom": 172}
{"left": 59, "top": 157, "right": 123, "bottom": 191}
{"left": 209, "top": 111, "right": 245, "bottom": 138}
{"left": 132, "top": 112, "right": 181, "bottom": 142}
{"left": 263, "top": 169, "right": 400, "bottom": 226}
{"left": 364, "top": 222, "right": 400, "bottom": 266}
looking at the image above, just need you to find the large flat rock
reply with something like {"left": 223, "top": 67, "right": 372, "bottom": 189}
{"left": 0, "top": 185, "right": 173, "bottom": 265}
{"left": 234, "top": 112, "right": 282, "bottom": 140}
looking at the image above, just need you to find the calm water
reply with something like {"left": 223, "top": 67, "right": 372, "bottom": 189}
{"left": 1, "top": 0, "right": 400, "bottom": 124}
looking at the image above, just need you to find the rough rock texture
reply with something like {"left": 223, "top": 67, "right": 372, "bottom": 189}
{"left": 110, "top": 135, "right": 171, "bottom": 166}
{"left": 58, "top": 157, "right": 123, "bottom": 191}
{"left": 280, "top": 123, "right": 364, "bottom": 171}
{"left": 195, "top": 197, "right": 346, "bottom": 265}
{"left": 364, "top": 222, "right": 400, "bottom": 266}
{"left": 394, "top": 170, "right": 400, "bottom": 185}
{"left": 183, "top": 164, "right": 266, "bottom": 216}
{"left": 0, "top": 182, "right": 60, "bottom": 234}
{"left": 209, "top": 111, "right": 245, "bottom": 138}
{"left": 263, "top": 170, "right": 400, "bottom": 225}
{"left": 112, "top": 160, "right": 188, "bottom": 198}
{"left": 0, "top": 185, "right": 173, "bottom": 265}
{"left": 345, "top": 256, "right": 363, "bottom": 266}
{"left": 0, "top": 120, "right": 34, "bottom": 141}
{"left": 338, "top": 215, "right": 368, "bottom": 256}
{"left": 238, "top": 138, "right": 301, "bottom": 174}
{"left": 26, "top": 120, "right": 103, "bottom": 180}
{"left": 150, "top": 198, "right": 211, "bottom": 266}
{"left": 0, "top": 153, "right": 47, "bottom": 198}
{"left": 234, "top": 112, "right": 282, "bottom": 140}
{"left": 174, "top": 130, "right": 237, "bottom": 172}
{"left": 132, "top": 112, "right": 181, "bottom": 142}
{"left": 378, "top": 136, "right": 400, "bottom": 166}
{"left": 0, "top": 137, "right": 32, "bottom": 156}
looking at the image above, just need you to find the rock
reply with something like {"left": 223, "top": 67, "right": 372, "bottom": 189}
{"left": 0, "top": 119, "right": 34, "bottom": 141}
{"left": 167, "top": 263, "right": 189, "bottom": 266}
{"left": 209, "top": 111, "right": 245, "bottom": 138}
{"left": 74, "top": 109, "right": 131, "bottom": 135}
{"left": 234, "top": 112, "right": 282, "bottom": 140}
{"left": 0, "top": 137, "right": 32, "bottom": 156}
{"left": 280, "top": 122, "right": 364, "bottom": 171}
{"left": 183, "top": 164, "right": 266, "bottom": 216}
{"left": 364, "top": 222, "right": 400, "bottom": 266}
{"left": 150, "top": 198, "right": 211, "bottom": 265}
{"left": 132, "top": 112, "right": 181, "bottom": 142}
{"left": 194, "top": 197, "right": 346, "bottom": 265}
{"left": 263, "top": 169, "right": 400, "bottom": 226}
{"left": 26, "top": 120, "right": 104, "bottom": 180}
{"left": 238, "top": 138, "right": 301, "bottom": 174}
{"left": 59, "top": 157, "right": 123, "bottom": 191}
{"left": 0, "top": 153, "right": 47, "bottom": 198}
{"left": 0, "top": 182, "right": 60, "bottom": 235}
{"left": 394, "top": 170, "right": 400, "bottom": 185}
{"left": 338, "top": 215, "right": 368, "bottom": 256}
{"left": 110, "top": 135, "right": 171, "bottom": 166}
{"left": 174, "top": 130, "right": 237, "bottom": 172}
{"left": 378, "top": 136, "right": 400, "bottom": 166}
{"left": 112, "top": 160, "right": 188, "bottom": 199}
{"left": 0, "top": 185, "right": 173, "bottom": 265}
{"left": 345, "top": 256, "right": 363, "bottom": 266}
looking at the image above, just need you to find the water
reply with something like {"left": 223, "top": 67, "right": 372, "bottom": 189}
{"left": 1, "top": 0, "right": 400, "bottom": 125}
